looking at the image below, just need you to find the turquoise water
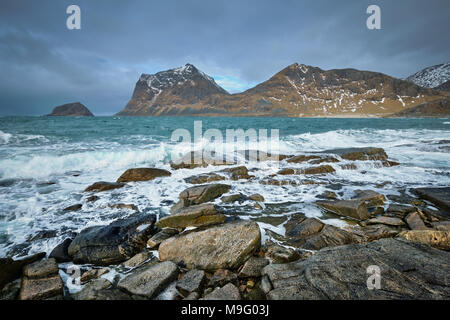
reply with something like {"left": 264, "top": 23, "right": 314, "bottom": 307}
{"left": 1, "top": 116, "right": 449, "bottom": 257}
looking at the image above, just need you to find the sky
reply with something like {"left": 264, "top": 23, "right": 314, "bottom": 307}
{"left": 0, "top": 0, "right": 449, "bottom": 116}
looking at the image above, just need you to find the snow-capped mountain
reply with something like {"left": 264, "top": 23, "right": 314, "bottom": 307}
{"left": 118, "top": 63, "right": 445, "bottom": 117}
{"left": 406, "top": 62, "right": 450, "bottom": 89}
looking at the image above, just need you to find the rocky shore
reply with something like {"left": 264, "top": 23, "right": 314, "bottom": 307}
{"left": 1, "top": 148, "right": 449, "bottom": 300}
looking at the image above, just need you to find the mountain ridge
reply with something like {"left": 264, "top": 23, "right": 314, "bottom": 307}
{"left": 117, "top": 63, "right": 446, "bottom": 117}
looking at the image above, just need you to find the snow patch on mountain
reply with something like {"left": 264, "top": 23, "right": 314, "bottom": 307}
{"left": 406, "top": 62, "right": 450, "bottom": 88}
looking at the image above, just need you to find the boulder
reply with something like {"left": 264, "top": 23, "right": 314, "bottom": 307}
{"left": 278, "top": 165, "right": 335, "bottom": 175}
{"left": 147, "top": 228, "right": 179, "bottom": 249}
{"left": 122, "top": 249, "right": 155, "bottom": 268}
{"left": 68, "top": 214, "right": 156, "bottom": 265}
{"left": 322, "top": 147, "right": 388, "bottom": 161}
{"left": 23, "top": 258, "right": 59, "bottom": 279}
{"left": 201, "top": 283, "right": 241, "bottom": 300}
{"left": 64, "top": 204, "right": 82, "bottom": 212}
{"left": 172, "top": 184, "right": 232, "bottom": 211}
{"left": 176, "top": 269, "right": 206, "bottom": 296}
{"left": 156, "top": 203, "right": 225, "bottom": 229}
{"left": 208, "top": 269, "right": 238, "bottom": 288}
{"left": 218, "top": 166, "right": 251, "bottom": 180}
{"left": 351, "top": 224, "right": 399, "bottom": 242}
{"left": 265, "top": 243, "right": 301, "bottom": 264}
{"left": 405, "top": 212, "right": 429, "bottom": 230}
{"left": 84, "top": 181, "right": 125, "bottom": 193}
{"left": 262, "top": 238, "right": 450, "bottom": 299}
{"left": 412, "top": 187, "right": 450, "bottom": 214}
{"left": 73, "top": 278, "right": 130, "bottom": 300}
{"left": 108, "top": 203, "right": 138, "bottom": 211}
{"left": 19, "top": 274, "right": 63, "bottom": 300}
{"left": 249, "top": 193, "right": 265, "bottom": 202}
{"left": 238, "top": 257, "right": 269, "bottom": 278}
{"left": 80, "top": 268, "right": 109, "bottom": 283}
{"left": 184, "top": 173, "right": 225, "bottom": 184}
{"left": 117, "top": 168, "right": 171, "bottom": 183}
{"left": 49, "top": 238, "right": 73, "bottom": 262}
{"left": 118, "top": 261, "right": 179, "bottom": 299}
{"left": 0, "top": 252, "right": 46, "bottom": 290}
{"left": 301, "top": 225, "right": 358, "bottom": 250}
{"left": 286, "top": 155, "right": 321, "bottom": 163}
{"left": 366, "top": 216, "right": 405, "bottom": 227}
{"left": 170, "top": 151, "right": 229, "bottom": 169}
{"left": 158, "top": 221, "right": 261, "bottom": 271}
{"left": 316, "top": 190, "right": 386, "bottom": 220}
{"left": 398, "top": 230, "right": 450, "bottom": 251}
{"left": 221, "top": 193, "right": 247, "bottom": 203}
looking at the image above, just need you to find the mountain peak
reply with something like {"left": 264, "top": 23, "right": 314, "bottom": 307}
{"left": 406, "top": 62, "right": 450, "bottom": 88}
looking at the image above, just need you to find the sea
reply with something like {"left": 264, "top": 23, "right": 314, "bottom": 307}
{"left": 1, "top": 116, "right": 450, "bottom": 258}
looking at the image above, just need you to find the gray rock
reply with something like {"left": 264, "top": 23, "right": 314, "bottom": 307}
{"left": 0, "top": 252, "right": 46, "bottom": 290}
{"left": 80, "top": 268, "right": 109, "bottom": 283}
{"left": 413, "top": 187, "right": 450, "bottom": 216}
{"left": 174, "top": 183, "right": 232, "bottom": 210}
{"left": 266, "top": 243, "right": 300, "bottom": 263}
{"left": 49, "top": 238, "right": 73, "bottom": 262}
{"left": 260, "top": 275, "right": 273, "bottom": 294}
{"left": 238, "top": 257, "right": 269, "bottom": 278}
{"left": 406, "top": 212, "right": 429, "bottom": 230}
{"left": 158, "top": 221, "right": 261, "bottom": 271}
{"left": 19, "top": 274, "right": 63, "bottom": 300}
{"left": 68, "top": 214, "right": 156, "bottom": 265}
{"left": 201, "top": 283, "right": 241, "bottom": 300}
{"left": 176, "top": 269, "right": 206, "bottom": 296}
{"left": 157, "top": 203, "right": 225, "bottom": 229}
{"left": 147, "top": 228, "right": 179, "bottom": 249}
{"left": 366, "top": 216, "right": 405, "bottom": 227}
{"left": 122, "top": 249, "right": 155, "bottom": 268}
{"left": 117, "top": 168, "right": 171, "bottom": 183}
{"left": 84, "top": 181, "right": 126, "bottom": 192}
{"left": 118, "top": 261, "right": 178, "bottom": 299}
{"left": 262, "top": 238, "right": 450, "bottom": 299}
{"left": 184, "top": 173, "right": 225, "bottom": 184}
{"left": 23, "top": 258, "right": 59, "bottom": 279}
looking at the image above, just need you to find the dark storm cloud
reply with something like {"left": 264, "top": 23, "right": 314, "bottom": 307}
{"left": 0, "top": 0, "right": 449, "bottom": 115}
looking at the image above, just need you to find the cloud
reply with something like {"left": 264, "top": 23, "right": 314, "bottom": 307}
{"left": 0, "top": 0, "right": 448, "bottom": 115}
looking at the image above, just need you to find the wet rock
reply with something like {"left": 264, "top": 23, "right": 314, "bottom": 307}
{"left": 73, "top": 278, "right": 130, "bottom": 300}
{"left": 176, "top": 269, "right": 206, "bottom": 296}
{"left": 64, "top": 204, "right": 82, "bottom": 212}
{"left": 278, "top": 165, "right": 335, "bottom": 175}
{"left": 351, "top": 224, "right": 399, "bottom": 242}
{"left": 170, "top": 151, "right": 229, "bottom": 169}
{"left": 184, "top": 173, "right": 225, "bottom": 184}
{"left": 301, "top": 225, "right": 358, "bottom": 250}
{"left": 310, "top": 157, "right": 340, "bottom": 165}
{"left": 49, "top": 238, "right": 73, "bottom": 262}
{"left": 147, "top": 228, "right": 179, "bottom": 249}
{"left": 208, "top": 269, "right": 238, "bottom": 288}
{"left": 266, "top": 243, "right": 300, "bottom": 263}
{"left": 158, "top": 221, "right": 261, "bottom": 271}
{"left": 174, "top": 184, "right": 232, "bottom": 210}
{"left": 27, "top": 229, "right": 58, "bottom": 242}
{"left": 84, "top": 181, "right": 126, "bottom": 193}
{"left": 385, "top": 204, "right": 416, "bottom": 218}
{"left": 398, "top": 230, "right": 450, "bottom": 251}
{"left": 221, "top": 193, "right": 247, "bottom": 203}
{"left": 412, "top": 187, "right": 450, "bottom": 214}
{"left": 366, "top": 216, "right": 405, "bottom": 227}
{"left": 406, "top": 212, "right": 429, "bottom": 230}
{"left": 68, "top": 214, "right": 156, "bottom": 265}
{"left": 237, "top": 150, "right": 291, "bottom": 162}
{"left": 80, "top": 268, "right": 109, "bottom": 283}
{"left": 87, "top": 195, "right": 99, "bottom": 202}
{"left": 286, "top": 155, "right": 321, "bottom": 163}
{"left": 108, "top": 203, "right": 138, "bottom": 211}
{"left": 0, "top": 279, "right": 21, "bottom": 300}
{"left": 23, "top": 258, "right": 58, "bottom": 279}
{"left": 316, "top": 190, "right": 386, "bottom": 220}
{"left": 249, "top": 193, "right": 265, "bottom": 202}
{"left": 285, "top": 216, "right": 322, "bottom": 239}
{"left": 201, "top": 283, "right": 241, "bottom": 300}
{"left": 19, "top": 274, "right": 63, "bottom": 300}
{"left": 117, "top": 167, "right": 171, "bottom": 183}
{"left": 238, "top": 257, "right": 269, "bottom": 278}
{"left": 118, "top": 261, "right": 179, "bottom": 299}
{"left": 0, "top": 252, "right": 46, "bottom": 290}
{"left": 263, "top": 238, "right": 450, "bottom": 299}
{"left": 157, "top": 203, "right": 225, "bottom": 229}
{"left": 322, "top": 147, "right": 388, "bottom": 161}
{"left": 122, "top": 249, "right": 155, "bottom": 268}
{"left": 319, "top": 191, "right": 337, "bottom": 199}
{"left": 218, "top": 166, "right": 252, "bottom": 180}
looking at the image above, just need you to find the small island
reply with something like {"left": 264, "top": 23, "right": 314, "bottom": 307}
{"left": 46, "top": 102, "right": 94, "bottom": 117}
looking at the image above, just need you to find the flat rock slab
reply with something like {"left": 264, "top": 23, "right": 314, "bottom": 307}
{"left": 176, "top": 269, "right": 206, "bottom": 296}
{"left": 239, "top": 257, "right": 269, "bottom": 278}
{"left": 118, "top": 261, "right": 179, "bottom": 299}
{"left": 366, "top": 216, "right": 405, "bottom": 227}
{"left": 147, "top": 228, "right": 179, "bottom": 249}
{"left": 413, "top": 187, "right": 450, "bottom": 216}
{"left": 19, "top": 274, "right": 63, "bottom": 300}
{"left": 316, "top": 190, "right": 385, "bottom": 220}
{"left": 201, "top": 283, "right": 241, "bottom": 300}
{"left": 117, "top": 168, "right": 171, "bottom": 183}
{"left": 176, "top": 184, "right": 232, "bottom": 208}
{"left": 23, "top": 258, "right": 59, "bottom": 279}
{"left": 158, "top": 221, "right": 261, "bottom": 271}
{"left": 84, "top": 181, "right": 126, "bottom": 193}
{"left": 157, "top": 203, "right": 225, "bottom": 229}
{"left": 262, "top": 238, "right": 450, "bottom": 300}
{"left": 398, "top": 230, "right": 450, "bottom": 251}
{"left": 184, "top": 173, "right": 225, "bottom": 184}
{"left": 0, "top": 252, "right": 45, "bottom": 290}
{"left": 405, "top": 212, "right": 429, "bottom": 230}
{"left": 68, "top": 214, "right": 156, "bottom": 265}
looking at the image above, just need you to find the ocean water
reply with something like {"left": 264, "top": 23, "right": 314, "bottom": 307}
{"left": 1, "top": 116, "right": 450, "bottom": 258}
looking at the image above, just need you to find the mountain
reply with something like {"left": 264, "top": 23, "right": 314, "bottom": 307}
{"left": 47, "top": 102, "right": 94, "bottom": 117}
{"left": 436, "top": 80, "right": 450, "bottom": 91}
{"left": 406, "top": 62, "right": 450, "bottom": 89}
{"left": 117, "top": 64, "right": 228, "bottom": 116}
{"left": 386, "top": 97, "right": 450, "bottom": 118}
{"left": 117, "top": 63, "right": 445, "bottom": 117}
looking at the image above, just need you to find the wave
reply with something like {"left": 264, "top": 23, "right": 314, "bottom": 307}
{"left": 0, "top": 130, "right": 49, "bottom": 145}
